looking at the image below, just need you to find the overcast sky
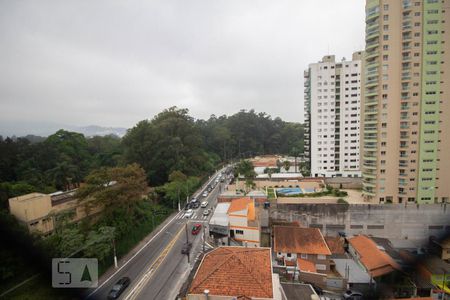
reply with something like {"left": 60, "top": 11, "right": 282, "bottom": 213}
{"left": 0, "top": 0, "right": 364, "bottom": 132}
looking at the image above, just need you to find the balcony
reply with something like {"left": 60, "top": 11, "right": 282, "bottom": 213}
{"left": 402, "top": 34, "right": 412, "bottom": 42}
{"left": 365, "top": 109, "right": 378, "bottom": 116}
{"left": 366, "top": 10, "right": 380, "bottom": 22}
{"left": 366, "top": 42, "right": 379, "bottom": 51}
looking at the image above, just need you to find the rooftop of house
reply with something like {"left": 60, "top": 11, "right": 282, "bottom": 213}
{"left": 188, "top": 246, "right": 273, "bottom": 298}
{"left": 9, "top": 192, "right": 48, "bottom": 202}
{"left": 273, "top": 226, "right": 331, "bottom": 256}
{"left": 228, "top": 197, "right": 256, "bottom": 221}
{"left": 228, "top": 197, "right": 253, "bottom": 213}
{"left": 297, "top": 258, "right": 317, "bottom": 273}
{"left": 281, "top": 283, "right": 317, "bottom": 300}
{"left": 348, "top": 235, "right": 401, "bottom": 277}
{"left": 419, "top": 255, "right": 450, "bottom": 274}
{"left": 325, "top": 236, "right": 346, "bottom": 255}
{"left": 209, "top": 202, "right": 230, "bottom": 227}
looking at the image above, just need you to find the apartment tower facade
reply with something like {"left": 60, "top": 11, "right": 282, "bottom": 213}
{"left": 361, "top": 0, "right": 450, "bottom": 203}
{"left": 304, "top": 52, "right": 363, "bottom": 178}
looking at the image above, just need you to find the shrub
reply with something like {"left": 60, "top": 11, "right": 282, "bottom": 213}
{"left": 337, "top": 198, "right": 348, "bottom": 204}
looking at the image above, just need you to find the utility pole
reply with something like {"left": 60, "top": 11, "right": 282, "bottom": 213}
{"left": 202, "top": 225, "right": 206, "bottom": 252}
{"left": 185, "top": 223, "right": 190, "bottom": 264}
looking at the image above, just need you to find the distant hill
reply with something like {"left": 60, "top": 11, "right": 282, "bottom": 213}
{"left": 0, "top": 122, "right": 128, "bottom": 138}
{"left": 67, "top": 125, "right": 128, "bottom": 137}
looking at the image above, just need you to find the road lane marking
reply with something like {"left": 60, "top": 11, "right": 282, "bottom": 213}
{"left": 123, "top": 226, "right": 185, "bottom": 300}
{"left": 85, "top": 167, "right": 225, "bottom": 299}
{"left": 85, "top": 209, "right": 184, "bottom": 299}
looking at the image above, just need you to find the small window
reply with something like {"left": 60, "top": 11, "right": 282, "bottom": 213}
{"left": 301, "top": 253, "right": 308, "bottom": 259}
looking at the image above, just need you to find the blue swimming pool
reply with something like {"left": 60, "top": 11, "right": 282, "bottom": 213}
{"left": 277, "top": 188, "right": 302, "bottom": 195}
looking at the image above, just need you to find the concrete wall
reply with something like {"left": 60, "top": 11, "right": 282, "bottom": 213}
{"left": 270, "top": 203, "right": 450, "bottom": 243}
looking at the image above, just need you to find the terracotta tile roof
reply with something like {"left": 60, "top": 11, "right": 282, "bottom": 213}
{"left": 348, "top": 235, "right": 401, "bottom": 277}
{"left": 274, "top": 226, "right": 331, "bottom": 255}
{"left": 188, "top": 247, "right": 273, "bottom": 298}
{"left": 228, "top": 197, "right": 252, "bottom": 213}
{"left": 297, "top": 258, "right": 317, "bottom": 273}
{"left": 325, "top": 236, "right": 345, "bottom": 255}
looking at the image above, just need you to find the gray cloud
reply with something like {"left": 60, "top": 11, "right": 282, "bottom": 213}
{"left": 0, "top": 0, "right": 364, "bottom": 132}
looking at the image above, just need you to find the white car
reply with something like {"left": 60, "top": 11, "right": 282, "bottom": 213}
{"left": 202, "top": 191, "right": 208, "bottom": 197}
{"left": 201, "top": 201, "right": 208, "bottom": 208}
{"left": 184, "top": 209, "right": 194, "bottom": 218}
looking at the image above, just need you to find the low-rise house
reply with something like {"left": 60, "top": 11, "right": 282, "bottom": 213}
{"left": 208, "top": 198, "right": 261, "bottom": 247}
{"left": 8, "top": 190, "right": 101, "bottom": 234}
{"left": 187, "top": 246, "right": 282, "bottom": 300}
{"left": 348, "top": 235, "right": 401, "bottom": 278}
{"left": 228, "top": 197, "right": 260, "bottom": 247}
{"left": 209, "top": 202, "right": 231, "bottom": 246}
{"left": 273, "top": 226, "right": 332, "bottom": 274}
{"left": 429, "top": 236, "right": 450, "bottom": 262}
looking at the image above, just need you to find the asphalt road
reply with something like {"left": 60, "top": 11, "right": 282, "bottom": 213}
{"left": 86, "top": 168, "right": 227, "bottom": 300}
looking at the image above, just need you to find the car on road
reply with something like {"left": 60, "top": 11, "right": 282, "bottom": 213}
{"left": 184, "top": 209, "right": 194, "bottom": 218}
{"left": 191, "top": 224, "right": 202, "bottom": 235}
{"left": 342, "top": 290, "right": 363, "bottom": 299}
{"left": 200, "top": 201, "right": 208, "bottom": 208}
{"left": 107, "top": 277, "right": 131, "bottom": 299}
{"left": 202, "top": 209, "right": 211, "bottom": 216}
{"left": 202, "top": 191, "right": 208, "bottom": 197}
{"left": 181, "top": 242, "right": 192, "bottom": 254}
{"left": 184, "top": 203, "right": 192, "bottom": 210}
{"left": 191, "top": 201, "right": 200, "bottom": 209}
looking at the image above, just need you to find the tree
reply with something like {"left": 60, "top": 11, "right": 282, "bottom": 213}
{"left": 57, "top": 227, "right": 85, "bottom": 257}
{"left": 283, "top": 160, "right": 291, "bottom": 172}
{"left": 84, "top": 226, "right": 114, "bottom": 262}
{"left": 235, "top": 160, "right": 256, "bottom": 178}
{"left": 123, "top": 107, "right": 215, "bottom": 185}
{"left": 76, "top": 163, "right": 148, "bottom": 214}
{"left": 47, "top": 161, "right": 79, "bottom": 190}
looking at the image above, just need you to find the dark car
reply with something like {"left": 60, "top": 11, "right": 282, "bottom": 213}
{"left": 184, "top": 203, "right": 192, "bottom": 210}
{"left": 191, "top": 201, "right": 200, "bottom": 209}
{"left": 310, "top": 284, "right": 323, "bottom": 295}
{"left": 107, "top": 277, "right": 131, "bottom": 299}
{"left": 181, "top": 242, "right": 192, "bottom": 254}
{"left": 342, "top": 290, "right": 363, "bottom": 300}
{"left": 192, "top": 224, "right": 202, "bottom": 235}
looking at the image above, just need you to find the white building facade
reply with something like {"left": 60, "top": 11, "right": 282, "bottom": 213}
{"left": 305, "top": 52, "right": 363, "bottom": 178}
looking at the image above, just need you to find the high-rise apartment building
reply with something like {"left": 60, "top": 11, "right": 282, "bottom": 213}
{"left": 304, "top": 52, "right": 363, "bottom": 178}
{"left": 361, "top": 0, "right": 450, "bottom": 204}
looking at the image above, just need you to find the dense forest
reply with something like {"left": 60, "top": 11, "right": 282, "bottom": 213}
{"left": 0, "top": 107, "right": 304, "bottom": 206}
{"left": 0, "top": 107, "right": 304, "bottom": 297}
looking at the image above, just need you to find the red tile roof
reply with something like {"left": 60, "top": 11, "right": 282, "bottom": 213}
{"left": 325, "top": 236, "right": 345, "bottom": 255}
{"left": 348, "top": 235, "right": 401, "bottom": 277}
{"left": 274, "top": 226, "right": 331, "bottom": 255}
{"left": 228, "top": 197, "right": 252, "bottom": 213}
{"left": 297, "top": 258, "right": 317, "bottom": 273}
{"left": 188, "top": 247, "right": 273, "bottom": 298}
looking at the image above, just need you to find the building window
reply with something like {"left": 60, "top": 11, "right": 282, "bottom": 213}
{"left": 235, "top": 230, "right": 244, "bottom": 235}
{"left": 317, "top": 254, "right": 326, "bottom": 260}
{"left": 301, "top": 253, "right": 308, "bottom": 259}
{"left": 287, "top": 253, "right": 292, "bottom": 258}
{"left": 316, "top": 264, "right": 327, "bottom": 271}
